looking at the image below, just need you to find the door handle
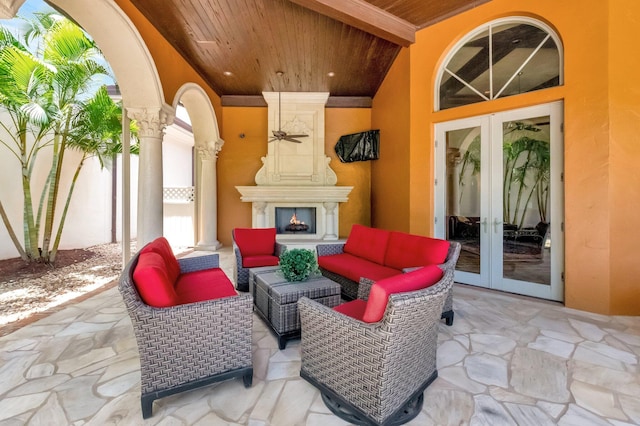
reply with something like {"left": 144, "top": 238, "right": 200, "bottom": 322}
{"left": 493, "top": 218, "right": 502, "bottom": 233}
{"left": 481, "top": 218, "right": 488, "bottom": 233}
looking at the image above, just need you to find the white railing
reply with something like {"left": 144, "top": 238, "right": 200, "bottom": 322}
{"left": 163, "top": 187, "right": 195, "bottom": 203}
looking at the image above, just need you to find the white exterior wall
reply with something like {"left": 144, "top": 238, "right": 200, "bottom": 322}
{"left": 163, "top": 124, "right": 195, "bottom": 249}
{"left": 0, "top": 112, "right": 141, "bottom": 260}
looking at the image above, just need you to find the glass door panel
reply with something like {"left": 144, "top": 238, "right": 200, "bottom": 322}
{"left": 446, "top": 127, "right": 481, "bottom": 274}
{"left": 501, "top": 116, "right": 551, "bottom": 285}
{"left": 435, "top": 117, "right": 490, "bottom": 287}
{"left": 491, "top": 102, "right": 563, "bottom": 300}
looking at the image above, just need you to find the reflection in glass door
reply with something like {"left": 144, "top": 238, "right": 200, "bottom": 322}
{"left": 435, "top": 102, "right": 564, "bottom": 301}
{"left": 500, "top": 117, "right": 551, "bottom": 285}
{"left": 436, "top": 118, "right": 490, "bottom": 288}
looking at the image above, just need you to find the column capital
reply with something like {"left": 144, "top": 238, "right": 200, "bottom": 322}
{"left": 197, "top": 138, "right": 225, "bottom": 160}
{"left": 323, "top": 202, "right": 338, "bottom": 213}
{"left": 0, "top": 0, "right": 25, "bottom": 19}
{"left": 127, "top": 105, "right": 175, "bottom": 139}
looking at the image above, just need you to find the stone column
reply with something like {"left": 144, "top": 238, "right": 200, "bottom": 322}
{"left": 254, "top": 202, "right": 267, "bottom": 228}
{"left": 195, "top": 139, "right": 224, "bottom": 250}
{"left": 323, "top": 202, "right": 338, "bottom": 240}
{"left": 128, "top": 107, "right": 174, "bottom": 249}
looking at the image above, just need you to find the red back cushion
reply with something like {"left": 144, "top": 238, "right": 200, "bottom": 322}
{"left": 140, "top": 237, "right": 180, "bottom": 283}
{"left": 361, "top": 265, "right": 444, "bottom": 323}
{"left": 384, "top": 232, "right": 450, "bottom": 270}
{"left": 234, "top": 228, "right": 277, "bottom": 257}
{"left": 343, "top": 224, "right": 390, "bottom": 265}
{"left": 333, "top": 299, "right": 367, "bottom": 321}
{"left": 132, "top": 251, "right": 179, "bottom": 307}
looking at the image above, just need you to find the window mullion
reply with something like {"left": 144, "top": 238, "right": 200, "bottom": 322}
{"left": 494, "top": 34, "right": 551, "bottom": 99}
{"left": 445, "top": 68, "right": 490, "bottom": 101}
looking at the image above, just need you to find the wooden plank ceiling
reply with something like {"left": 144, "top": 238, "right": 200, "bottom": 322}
{"left": 129, "top": 0, "right": 490, "bottom": 105}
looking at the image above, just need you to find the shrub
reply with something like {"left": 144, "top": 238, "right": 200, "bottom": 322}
{"left": 279, "top": 248, "right": 318, "bottom": 282}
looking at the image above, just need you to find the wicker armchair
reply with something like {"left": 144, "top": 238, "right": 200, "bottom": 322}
{"left": 299, "top": 268, "right": 453, "bottom": 426}
{"left": 232, "top": 228, "right": 284, "bottom": 291}
{"left": 119, "top": 251, "right": 253, "bottom": 419}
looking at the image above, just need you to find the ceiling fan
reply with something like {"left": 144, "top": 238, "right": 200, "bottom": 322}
{"left": 268, "top": 71, "right": 308, "bottom": 144}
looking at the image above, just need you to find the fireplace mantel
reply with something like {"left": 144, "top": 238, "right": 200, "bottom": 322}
{"left": 236, "top": 92, "right": 353, "bottom": 241}
{"left": 236, "top": 186, "right": 352, "bottom": 203}
{"left": 236, "top": 185, "right": 352, "bottom": 240}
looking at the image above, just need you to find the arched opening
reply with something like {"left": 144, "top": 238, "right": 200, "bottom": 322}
{"left": 172, "top": 83, "right": 223, "bottom": 250}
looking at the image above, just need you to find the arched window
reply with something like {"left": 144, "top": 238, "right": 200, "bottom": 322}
{"left": 437, "top": 18, "right": 563, "bottom": 110}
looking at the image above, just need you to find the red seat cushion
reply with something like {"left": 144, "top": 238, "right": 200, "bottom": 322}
{"left": 133, "top": 251, "right": 179, "bottom": 308}
{"left": 343, "top": 224, "right": 390, "bottom": 265}
{"left": 175, "top": 269, "right": 237, "bottom": 304}
{"left": 384, "top": 232, "right": 450, "bottom": 270}
{"left": 140, "top": 237, "right": 180, "bottom": 283}
{"left": 242, "top": 254, "right": 280, "bottom": 268}
{"left": 362, "top": 265, "right": 444, "bottom": 323}
{"left": 333, "top": 299, "right": 367, "bottom": 320}
{"left": 234, "top": 228, "right": 277, "bottom": 257}
{"left": 318, "top": 253, "right": 400, "bottom": 283}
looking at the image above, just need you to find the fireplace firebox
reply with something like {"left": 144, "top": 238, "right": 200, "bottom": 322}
{"left": 275, "top": 207, "right": 316, "bottom": 235}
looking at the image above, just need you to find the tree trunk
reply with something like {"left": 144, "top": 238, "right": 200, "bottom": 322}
{"left": 0, "top": 200, "right": 28, "bottom": 260}
{"left": 50, "top": 156, "right": 85, "bottom": 263}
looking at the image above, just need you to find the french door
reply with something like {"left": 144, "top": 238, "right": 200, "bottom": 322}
{"left": 434, "top": 102, "right": 564, "bottom": 301}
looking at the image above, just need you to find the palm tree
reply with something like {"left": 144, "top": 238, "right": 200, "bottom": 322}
{"left": 50, "top": 85, "right": 138, "bottom": 262}
{"left": 0, "top": 25, "right": 54, "bottom": 260}
{"left": 0, "top": 12, "right": 132, "bottom": 264}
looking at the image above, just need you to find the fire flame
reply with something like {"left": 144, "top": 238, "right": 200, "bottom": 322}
{"left": 289, "top": 213, "right": 305, "bottom": 225}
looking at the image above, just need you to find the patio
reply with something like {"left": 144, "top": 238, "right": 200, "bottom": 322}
{"left": 0, "top": 247, "right": 639, "bottom": 425}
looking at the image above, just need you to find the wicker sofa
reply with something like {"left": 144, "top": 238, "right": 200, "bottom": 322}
{"left": 118, "top": 237, "right": 253, "bottom": 419}
{"left": 317, "top": 224, "right": 460, "bottom": 325}
{"left": 299, "top": 266, "right": 454, "bottom": 425}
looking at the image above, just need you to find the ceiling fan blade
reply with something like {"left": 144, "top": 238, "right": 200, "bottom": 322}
{"left": 285, "top": 134, "right": 308, "bottom": 138}
{"left": 284, "top": 137, "right": 302, "bottom": 143}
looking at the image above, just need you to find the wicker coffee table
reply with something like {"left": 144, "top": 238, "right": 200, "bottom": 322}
{"left": 249, "top": 266, "right": 341, "bottom": 349}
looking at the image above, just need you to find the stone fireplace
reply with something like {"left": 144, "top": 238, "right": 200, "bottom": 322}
{"left": 236, "top": 92, "right": 352, "bottom": 241}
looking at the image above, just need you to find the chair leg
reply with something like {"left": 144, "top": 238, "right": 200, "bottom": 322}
{"left": 442, "top": 310, "right": 454, "bottom": 326}
{"left": 243, "top": 371, "right": 253, "bottom": 388}
{"left": 141, "top": 394, "right": 154, "bottom": 419}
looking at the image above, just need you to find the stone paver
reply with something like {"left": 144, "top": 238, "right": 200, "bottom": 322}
{"left": 0, "top": 247, "right": 639, "bottom": 424}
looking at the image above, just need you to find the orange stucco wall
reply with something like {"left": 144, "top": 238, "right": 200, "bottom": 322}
{"left": 217, "top": 107, "right": 372, "bottom": 247}
{"left": 372, "top": 0, "right": 640, "bottom": 314}
{"left": 371, "top": 50, "right": 411, "bottom": 233}
{"left": 607, "top": 3, "right": 640, "bottom": 315}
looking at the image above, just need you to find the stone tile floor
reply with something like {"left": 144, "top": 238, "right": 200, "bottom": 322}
{"left": 0, "top": 247, "right": 639, "bottom": 425}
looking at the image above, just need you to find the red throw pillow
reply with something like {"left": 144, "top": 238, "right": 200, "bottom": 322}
{"left": 140, "top": 237, "right": 180, "bottom": 283}
{"left": 361, "top": 265, "right": 444, "bottom": 323}
{"left": 234, "top": 228, "right": 277, "bottom": 257}
{"left": 384, "top": 232, "right": 450, "bottom": 270}
{"left": 132, "top": 251, "right": 179, "bottom": 307}
{"left": 343, "top": 224, "right": 390, "bottom": 265}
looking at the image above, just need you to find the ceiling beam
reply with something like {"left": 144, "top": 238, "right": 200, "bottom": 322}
{"left": 288, "top": 0, "right": 415, "bottom": 47}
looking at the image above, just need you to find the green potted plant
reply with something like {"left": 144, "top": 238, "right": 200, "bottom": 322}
{"left": 279, "top": 248, "right": 319, "bottom": 282}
